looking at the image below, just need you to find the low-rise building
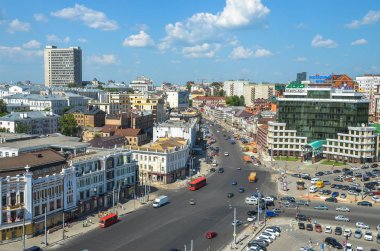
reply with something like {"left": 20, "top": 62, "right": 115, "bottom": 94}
{"left": 114, "top": 128, "right": 149, "bottom": 146}
{"left": 153, "top": 119, "right": 198, "bottom": 147}
{"left": 192, "top": 96, "right": 226, "bottom": 108}
{"left": 130, "top": 138, "right": 190, "bottom": 184}
{"left": 0, "top": 111, "right": 60, "bottom": 135}
{"left": 66, "top": 106, "right": 106, "bottom": 127}
{"left": 129, "top": 76, "right": 154, "bottom": 93}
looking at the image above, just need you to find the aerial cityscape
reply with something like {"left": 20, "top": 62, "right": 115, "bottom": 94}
{"left": 0, "top": 1, "right": 380, "bottom": 251}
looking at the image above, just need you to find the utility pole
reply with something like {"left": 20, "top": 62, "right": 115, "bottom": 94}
{"left": 191, "top": 240, "right": 193, "bottom": 251}
{"left": 233, "top": 208, "right": 237, "bottom": 248}
{"left": 257, "top": 194, "right": 260, "bottom": 225}
{"left": 62, "top": 210, "right": 65, "bottom": 240}
{"left": 113, "top": 187, "right": 115, "bottom": 213}
{"left": 22, "top": 207, "right": 25, "bottom": 251}
{"left": 44, "top": 207, "right": 47, "bottom": 247}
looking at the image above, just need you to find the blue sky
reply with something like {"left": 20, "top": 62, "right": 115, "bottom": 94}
{"left": 0, "top": 0, "right": 379, "bottom": 85}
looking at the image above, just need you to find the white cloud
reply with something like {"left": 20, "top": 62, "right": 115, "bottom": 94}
{"left": 311, "top": 34, "right": 338, "bottom": 48}
{"left": 51, "top": 4, "right": 118, "bottom": 31}
{"left": 122, "top": 31, "right": 154, "bottom": 47}
{"left": 34, "top": 13, "right": 48, "bottom": 22}
{"left": 77, "top": 38, "right": 88, "bottom": 43}
{"left": 254, "top": 48, "right": 273, "bottom": 57}
{"left": 230, "top": 46, "right": 272, "bottom": 59}
{"left": 346, "top": 10, "right": 380, "bottom": 29}
{"left": 230, "top": 46, "right": 253, "bottom": 59}
{"left": 0, "top": 45, "right": 43, "bottom": 59}
{"left": 182, "top": 43, "right": 221, "bottom": 58}
{"left": 351, "top": 38, "right": 367, "bottom": 46}
{"left": 294, "top": 57, "right": 307, "bottom": 62}
{"left": 295, "top": 23, "right": 307, "bottom": 29}
{"left": 87, "top": 54, "right": 118, "bottom": 65}
{"left": 160, "top": 0, "right": 269, "bottom": 50}
{"left": 46, "top": 34, "right": 70, "bottom": 43}
{"left": 22, "top": 40, "right": 41, "bottom": 49}
{"left": 7, "top": 19, "right": 30, "bottom": 33}
{"left": 134, "top": 23, "right": 149, "bottom": 31}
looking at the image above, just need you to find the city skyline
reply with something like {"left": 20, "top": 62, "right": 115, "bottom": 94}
{"left": 0, "top": 0, "right": 379, "bottom": 85}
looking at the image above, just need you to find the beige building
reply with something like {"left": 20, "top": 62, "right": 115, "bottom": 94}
{"left": 323, "top": 126, "right": 379, "bottom": 163}
{"left": 243, "top": 83, "right": 275, "bottom": 106}
{"left": 128, "top": 94, "right": 165, "bottom": 122}
{"left": 267, "top": 121, "right": 307, "bottom": 158}
{"left": 44, "top": 46, "right": 82, "bottom": 87}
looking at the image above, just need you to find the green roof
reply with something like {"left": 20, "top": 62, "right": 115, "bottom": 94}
{"left": 370, "top": 124, "right": 380, "bottom": 133}
{"left": 308, "top": 140, "right": 326, "bottom": 149}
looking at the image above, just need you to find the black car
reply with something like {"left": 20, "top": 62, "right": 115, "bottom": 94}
{"left": 371, "top": 163, "right": 379, "bottom": 168}
{"left": 325, "top": 237, "right": 343, "bottom": 249}
{"left": 280, "top": 196, "right": 296, "bottom": 202}
{"left": 333, "top": 169, "right": 342, "bottom": 173}
{"left": 296, "top": 214, "right": 310, "bottom": 222}
{"left": 298, "top": 222, "right": 305, "bottom": 230}
{"left": 247, "top": 210, "right": 257, "bottom": 216}
{"left": 210, "top": 168, "right": 216, "bottom": 173}
{"left": 322, "top": 189, "right": 332, "bottom": 195}
{"left": 296, "top": 200, "right": 310, "bottom": 206}
{"left": 218, "top": 167, "right": 224, "bottom": 173}
{"left": 227, "top": 193, "right": 234, "bottom": 198}
{"left": 341, "top": 185, "right": 349, "bottom": 190}
{"left": 325, "top": 197, "right": 338, "bottom": 203}
{"left": 335, "top": 184, "right": 343, "bottom": 189}
{"left": 330, "top": 184, "right": 337, "bottom": 188}
{"left": 357, "top": 201, "right": 373, "bottom": 207}
{"left": 291, "top": 173, "right": 301, "bottom": 178}
{"left": 315, "top": 172, "right": 324, "bottom": 176}
{"left": 306, "top": 224, "right": 313, "bottom": 231}
{"left": 334, "top": 177, "right": 343, "bottom": 182}
{"left": 335, "top": 227, "right": 342, "bottom": 235}
{"left": 342, "top": 168, "right": 350, "bottom": 172}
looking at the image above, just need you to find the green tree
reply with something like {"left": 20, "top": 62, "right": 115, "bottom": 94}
{"left": 15, "top": 123, "right": 29, "bottom": 133}
{"left": 93, "top": 132, "right": 101, "bottom": 139}
{"left": 186, "top": 81, "right": 194, "bottom": 92}
{"left": 218, "top": 89, "right": 225, "bottom": 97}
{"left": 60, "top": 114, "right": 79, "bottom": 136}
{"left": 189, "top": 99, "right": 193, "bottom": 107}
{"left": 44, "top": 107, "right": 51, "bottom": 112}
{"left": 0, "top": 127, "right": 8, "bottom": 132}
{"left": 226, "top": 95, "right": 245, "bottom": 106}
{"left": 0, "top": 99, "right": 8, "bottom": 116}
{"left": 239, "top": 95, "right": 245, "bottom": 106}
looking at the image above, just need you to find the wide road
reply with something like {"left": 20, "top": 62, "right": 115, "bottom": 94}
{"left": 54, "top": 120, "right": 276, "bottom": 251}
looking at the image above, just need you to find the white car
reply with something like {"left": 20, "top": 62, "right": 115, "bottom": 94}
{"left": 264, "top": 228, "right": 280, "bottom": 237}
{"left": 356, "top": 247, "right": 363, "bottom": 251}
{"left": 224, "top": 152, "right": 229, "bottom": 156}
{"left": 325, "top": 225, "right": 332, "bottom": 233}
{"left": 247, "top": 216, "right": 256, "bottom": 222}
{"left": 260, "top": 232, "right": 276, "bottom": 240}
{"left": 372, "top": 195, "right": 380, "bottom": 203}
{"left": 364, "top": 231, "right": 373, "bottom": 241}
{"left": 351, "top": 166, "right": 360, "bottom": 171}
{"left": 356, "top": 222, "right": 370, "bottom": 229}
{"left": 263, "top": 196, "right": 274, "bottom": 202}
{"left": 335, "top": 215, "right": 350, "bottom": 222}
{"left": 345, "top": 243, "right": 353, "bottom": 251}
{"left": 256, "top": 235, "right": 273, "bottom": 243}
{"left": 344, "top": 228, "right": 352, "bottom": 237}
{"left": 336, "top": 206, "right": 350, "bottom": 212}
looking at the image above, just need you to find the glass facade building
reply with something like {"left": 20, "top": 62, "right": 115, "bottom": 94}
{"left": 278, "top": 88, "right": 369, "bottom": 142}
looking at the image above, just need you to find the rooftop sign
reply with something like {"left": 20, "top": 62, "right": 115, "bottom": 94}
{"left": 309, "top": 75, "right": 331, "bottom": 83}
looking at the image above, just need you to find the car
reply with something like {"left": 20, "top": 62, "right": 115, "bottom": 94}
{"left": 25, "top": 247, "right": 42, "bottom": 251}
{"left": 335, "top": 226, "right": 342, "bottom": 235}
{"left": 314, "top": 205, "right": 328, "bottom": 210}
{"left": 334, "top": 177, "right": 344, "bottom": 182}
{"left": 315, "top": 172, "right": 324, "bottom": 176}
{"left": 356, "top": 222, "right": 370, "bottom": 229}
{"left": 322, "top": 189, "right": 332, "bottom": 195}
{"left": 333, "top": 169, "right": 342, "bottom": 173}
{"left": 325, "top": 225, "right": 332, "bottom": 233}
{"left": 344, "top": 228, "right": 352, "bottom": 237}
{"left": 324, "top": 171, "right": 333, "bottom": 175}
{"left": 256, "top": 235, "right": 272, "bottom": 243}
{"left": 260, "top": 232, "right": 276, "bottom": 241}
{"left": 247, "top": 210, "right": 257, "bottom": 216}
{"left": 273, "top": 208, "right": 283, "bottom": 214}
{"left": 239, "top": 187, "right": 245, "bottom": 193}
{"left": 189, "top": 199, "right": 196, "bottom": 205}
{"left": 372, "top": 195, "right": 380, "bottom": 202}
{"left": 227, "top": 193, "right": 234, "bottom": 198}
{"left": 340, "top": 193, "right": 347, "bottom": 199}
{"left": 306, "top": 224, "right": 313, "bottom": 231}
{"left": 231, "top": 181, "right": 237, "bottom": 185}
{"left": 330, "top": 183, "right": 337, "bottom": 188}
{"left": 335, "top": 215, "right": 350, "bottom": 222}
{"left": 336, "top": 206, "right": 350, "bottom": 212}
{"left": 236, "top": 167, "right": 241, "bottom": 170}
{"left": 325, "top": 197, "right": 338, "bottom": 203}
{"left": 354, "top": 229, "right": 362, "bottom": 239}
{"left": 224, "top": 152, "right": 229, "bottom": 156}
{"left": 264, "top": 196, "right": 275, "bottom": 202}
{"left": 371, "top": 163, "right": 379, "bottom": 168}
{"left": 218, "top": 167, "right": 224, "bottom": 173}
{"left": 205, "top": 231, "right": 217, "bottom": 239}
{"left": 377, "top": 232, "right": 380, "bottom": 244}
{"left": 298, "top": 222, "right": 305, "bottom": 230}
{"left": 267, "top": 226, "right": 281, "bottom": 233}
{"left": 315, "top": 224, "right": 322, "bottom": 233}
{"left": 377, "top": 224, "right": 380, "bottom": 231}
{"left": 345, "top": 243, "right": 353, "bottom": 251}
{"left": 296, "top": 200, "right": 309, "bottom": 206}
{"left": 323, "top": 180, "right": 331, "bottom": 185}
{"left": 232, "top": 220, "right": 242, "bottom": 226}
{"left": 351, "top": 166, "right": 360, "bottom": 171}
{"left": 264, "top": 228, "right": 280, "bottom": 237}
{"left": 331, "top": 191, "right": 339, "bottom": 197}
{"left": 295, "top": 214, "right": 310, "bottom": 222}
{"left": 325, "top": 237, "right": 343, "bottom": 249}
{"left": 280, "top": 196, "right": 295, "bottom": 202}
{"left": 210, "top": 168, "right": 216, "bottom": 173}
{"left": 364, "top": 231, "right": 373, "bottom": 241}
{"left": 357, "top": 201, "right": 373, "bottom": 207}
{"left": 247, "top": 216, "right": 257, "bottom": 222}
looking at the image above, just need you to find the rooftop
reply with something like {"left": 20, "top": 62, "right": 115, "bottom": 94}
{"left": 131, "top": 137, "right": 188, "bottom": 152}
{"left": 5, "top": 94, "right": 67, "bottom": 101}
{"left": 0, "top": 111, "right": 59, "bottom": 121}
{"left": 88, "top": 135, "right": 126, "bottom": 148}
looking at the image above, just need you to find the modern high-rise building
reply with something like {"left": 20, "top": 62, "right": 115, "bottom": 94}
{"left": 243, "top": 83, "right": 275, "bottom": 106}
{"left": 296, "top": 72, "right": 307, "bottom": 82}
{"left": 44, "top": 45, "right": 82, "bottom": 87}
{"left": 223, "top": 80, "right": 249, "bottom": 97}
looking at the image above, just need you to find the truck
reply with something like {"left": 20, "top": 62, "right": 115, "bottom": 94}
{"left": 248, "top": 172, "right": 257, "bottom": 182}
{"left": 153, "top": 195, "right": 169, "bottom": 208}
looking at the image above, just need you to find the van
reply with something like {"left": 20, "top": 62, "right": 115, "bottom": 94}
{"left": 245, "top": 197, "right": 258, "bottom": 205}
{"left": 316, "top": 181, "right": 324, "bottom": 188}
{"left": 309, "top": 185, "right": 318, "bottom": 193}
{"left": 311, "top": 178, "right": 321, "bottom": 185}
{"left": 153, "top": 195, "right": 169, "bottom": 208}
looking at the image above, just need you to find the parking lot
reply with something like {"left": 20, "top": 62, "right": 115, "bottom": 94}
{"left": 266, "top": 222, "right": 380, "bottom": 251}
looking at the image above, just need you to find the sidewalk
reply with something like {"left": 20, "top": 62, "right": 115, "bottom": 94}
{"left": 0, "top": 193, "right": 159, "bottom": 251}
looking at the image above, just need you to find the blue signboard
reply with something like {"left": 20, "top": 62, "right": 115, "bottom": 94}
{"left": 309, "top": 75, "right": 332, "bottom": 84}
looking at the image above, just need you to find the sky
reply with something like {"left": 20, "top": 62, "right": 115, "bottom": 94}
{"left": 0, "top": 0, "right": 379, "bottom": 85}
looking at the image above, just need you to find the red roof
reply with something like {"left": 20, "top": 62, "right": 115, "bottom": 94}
{"left": 114, "top": 128, "right": 142, "bottom": 137}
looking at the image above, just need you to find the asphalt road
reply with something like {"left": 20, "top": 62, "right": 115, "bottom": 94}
{"left": 53, "top": 120, "right": 276, "bottom": 251}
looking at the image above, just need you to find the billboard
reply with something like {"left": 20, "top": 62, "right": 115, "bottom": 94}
{"left": 309, "top": 74, "right": 332, "bottom": 84}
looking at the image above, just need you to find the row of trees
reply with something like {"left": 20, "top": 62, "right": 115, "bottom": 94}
{"left": 226, "top": 95, "right": 245, "bottom": 106}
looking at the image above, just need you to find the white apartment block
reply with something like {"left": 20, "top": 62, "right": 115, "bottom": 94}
{"left": 130, "top": 138, "right": 190, "bottom": 184}
{"left": 165, "top": 91, "right": 189, "bottom": 109}
{"left": 356, "top": 75, "right": 380, "bottom": 115}
{"left": 44, "top": 46, "right": 82, "bottom": 87}
{"left": 153, "top": 119, "right": 197, "bottom": 147}
{"left": 267, "top": 121, "right": 307, "bottom": 158}
{"left": 223, "top": 80, "right": 249, "bottom": 97}
{"left": 323, "top": 126, "right": 379, "bottom": 163}
{"left": 243, "top": 83, "right": 275, "bottom": 106}
{"left": 0, "top": 111, "right": 60, "bottom": 135}
{"left": 130, "top": 76, "right": 154, "bottom": 93}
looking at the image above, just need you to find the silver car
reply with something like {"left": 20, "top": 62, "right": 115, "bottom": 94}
{"left": 335, "top": 215, "right": 350, "bottom": 222}
{"left": 336, "top": 206, "right": 350, "bottom": 212}
{"left": 356, "top": 222, "right": 370, "bottom": 229}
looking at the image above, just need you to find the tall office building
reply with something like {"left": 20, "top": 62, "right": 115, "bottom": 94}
{"left": 44, "top": 45, "right": 82, "bottom": 87}
{"left": 296, "top": 72, "right": 307, "bottom": 82}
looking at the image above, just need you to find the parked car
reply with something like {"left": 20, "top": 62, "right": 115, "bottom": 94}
{"left": 336, "top": 206, "right": 350, "bottom": 212}
{"left": 231, "top": 220, "right": 242, "bottom": 226}
{"left": 372, "top": 195, "right": 380, "bottom": 203}
{"left": 314, "top": 205, "right": 328, "bottom": 210}
{"left": 354, "top": 229, "right": 362, "bottom": 239}
{"left": 364, "top": 231, "right": 373, "bottom": 241}
{"left": 340, "top": 193, "right": 347, "bottom": 199}
{"left": 356, "top": 222, "right": 370, "bottom": 229}
{"left": 344, "top": 228, "right": 352, "bottom": 237}
{"left": 296, "top": 214, "right": 310, "bottom": 222}
{"left": 298, "top": 222, "right": 305, "bottom": 230}
{"left": 227, "top": 193, "right": 234, "bottom": 198}
{"left": 296, "top": 200, "right": 309, "bottom": 206}
{"left": 231, "top": 181, "right": 237, "bottom": 185}
{"left": 205, "top": 231, "right": 217, "bottom": 239}
{"left": 239, "top": 187, "right": 245, "bottom": 193}
{"left": 331, "top": 191, "right": 339, "bottom": 197}
{"left": 247, "top": 216, "right": 256, "bottom": 222}
{"left": 325, "top": 237, "right": 343, "bottom": 249}
{"left": 315, "top": 224, "right": 322, "bottom": 233}
{"left": 218, "top": 167, "right": 224, "bottom": 173}
{"left": 325, "top": 197, "right": 338, "bottom": 203}
{"left": 335, "top": 227, "right": 343, "bottom": 235}
{"left": 189, "top": 199, "right": 196, "bottom": 205}
{"left": 306, "top": 224, "right": 313, "bottom": 231}
{"left": 357, "top": 201, "right": 373, "bottom": 207}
